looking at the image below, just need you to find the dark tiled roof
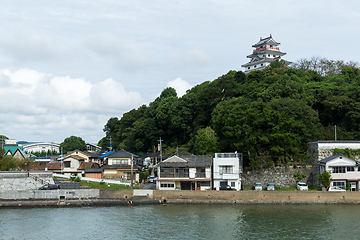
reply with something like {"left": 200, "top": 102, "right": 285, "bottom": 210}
{"left": 64, "top": 155, "right": 85, "bottom": 161}
{"left": 83, "top": 151, "right": 99, "bottom": 158}
{"left": 158, "top": 155, "right": 212, "bottom": 167}
{"left": 318, "top": 154, "right": 359, "bottom": 164}
{"left": 107, "top": 149, "right": 138, "bottom": 158}
{"left": 78, "top": 162, "right": 100, "bottom": 170}
{"left": 85, "top": 168, "right": 103, "bottom": 173}
{"left": 309, "top": 140, "right": 360, "bottom": 144}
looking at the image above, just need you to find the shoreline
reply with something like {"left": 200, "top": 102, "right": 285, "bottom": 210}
{"left": 2, "top": 198, "right": 360, "bottom": 208}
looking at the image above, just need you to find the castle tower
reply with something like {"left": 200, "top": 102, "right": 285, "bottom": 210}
{"left": 241, "top": 35, "right": 291, "bottom": 74}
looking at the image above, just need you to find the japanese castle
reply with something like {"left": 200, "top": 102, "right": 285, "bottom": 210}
{"left": 241, "top": 35, "right": 291, "bottom": 74}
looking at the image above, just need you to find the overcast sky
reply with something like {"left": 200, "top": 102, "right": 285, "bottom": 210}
{"left": 0, "top": 1, "right": 359, "bottom": 144}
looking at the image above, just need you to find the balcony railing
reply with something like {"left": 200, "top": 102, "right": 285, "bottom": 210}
{"left": 215, "top": 153, "right": 239, "bottom": 158}
{"left": 253, "top": 46, "right": 279, "bottom": 52}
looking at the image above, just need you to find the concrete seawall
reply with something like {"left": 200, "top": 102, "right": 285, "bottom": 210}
{"left": 2, "top": 189, "right": 360, "bottom": 208}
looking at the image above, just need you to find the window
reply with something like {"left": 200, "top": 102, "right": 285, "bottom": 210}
{"left": 273, "top": 55, "right": 276, "bottom": 57}
{"left": 121, "top": 159, "right": 128, "bottom": 164}
{"left": 160, "top": 183, "right": 175, "bottom": 188}
{"left": 196, "top": 168, "right": 206, "bottom": 178}
{"left": 201, "top": 181, "right": 210, "bottom": 186}
{"left": 219, "top": 166, "right": 233, "bottom": 174}
{"left": 231, "top": 182, "right": 235, "bottom": 187}
{"left": 254, "top": 65, "right": 257, "bottom": 68}
{"left": 261, "top": 64, "right": 263, "bottom": 66}
{"left": 270, "top": 45, "right": 273, "bottom": 47}
{"left": 333, "top": 181, "right": 345, "bottom": 189}
{"left": 268, "top": 54, "right": 270, "bottom": 57}
{"left": 358, "top": 167, "right": 360, "bottom": 171}
{"left": 64, "top": 162, "right": 70, "bottom": 168}
{"left": 248, "top": 67, "right": 250, "bottom": 69}
{"left": 332, "top": 166, "right": 345, "bottom": 173}
{"left": 347, "top": 166, "right": 355, "bottom": 172}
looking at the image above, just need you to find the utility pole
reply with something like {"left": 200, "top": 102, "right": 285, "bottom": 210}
{"left": 158, "top": 137, "right": 163, "bottom": 163}
{"left": 335, "top": 125, "right": 337, "bottom": 141}
{"left": 131, "top": 154, "right": 133, "bottom": 190}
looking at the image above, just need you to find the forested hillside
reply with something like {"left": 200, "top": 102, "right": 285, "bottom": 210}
{"left": 99, "top": 59, "right": 360, "bottom": 168}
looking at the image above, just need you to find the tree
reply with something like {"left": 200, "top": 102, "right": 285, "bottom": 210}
{"left": 192, "top": 127, "right": 219, "bottom": 155}
{"left": 60, "top": 136, "right": 87, "bottom": 153}
{"left": 318, "top": 171, "right": 332, "bottom": 188}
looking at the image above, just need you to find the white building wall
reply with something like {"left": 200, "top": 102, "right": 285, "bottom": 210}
{"left": 213, "top": 153, "right": 241, "bottom": 191}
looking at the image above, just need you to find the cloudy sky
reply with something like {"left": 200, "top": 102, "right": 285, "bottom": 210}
{"left": 0, "top": 1, "right": 359, "bottom": 144}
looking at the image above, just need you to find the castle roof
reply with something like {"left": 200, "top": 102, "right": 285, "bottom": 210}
{"left": 252, "top": 34, "right": 280, "bottom": 47}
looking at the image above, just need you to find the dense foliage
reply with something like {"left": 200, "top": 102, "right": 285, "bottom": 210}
{"left": 100, "top": 59, "right": 360, "bottom": 168}
{"left": 60, "top": 136, "right": 87, "bottom": 153}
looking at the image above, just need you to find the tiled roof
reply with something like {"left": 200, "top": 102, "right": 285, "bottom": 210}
{"left": 83, "top": 151, "right": 99, "bottom": 158}
{"left": 318, "top": 154, "right": 359, "bottom": 164}
{"left": 98, "top": 151, "right": 116, "bottom": 159}
{"left": 158, "top": 155, "right": 212, "bottom": 167}
{"left": 47, "top": 162, "right": 61, "bottom": 170}
{"left": 78, "top": 162, "right": 100, "bottom": 170}
{"left": 309, "top": 140, "right": 360, "bottom": 144}
{"left": 107, "top": 149, "right": 138, "bottom": 158}
{"left": 63, "top": 155, "right": 85, "bottom": 161}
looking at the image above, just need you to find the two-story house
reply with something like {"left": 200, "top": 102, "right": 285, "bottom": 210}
{"left": 213, "top": 152, "right": 242, "bottom": 191}
{"left": 156, "top": 155, "right": 212, "bottom": 190}
{"left": 66, "top": 150, "right": 100, "bottom": 165}
{"left": 319, "top": 154, "right": 360, "bottom": 191}
{"left": 102, "top": 149, "right": 140, "bottom": 182}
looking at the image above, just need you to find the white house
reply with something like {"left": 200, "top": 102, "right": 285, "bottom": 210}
{"left": 213, "top": 152, "right": 242, "bottom": 191}
{"left": 319, "top": 154, "right": 360, "bottom": 191}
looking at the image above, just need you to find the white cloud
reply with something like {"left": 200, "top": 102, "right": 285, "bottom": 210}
{"left": 166, "top": 77, "right": 193, "bottom": 97}
{"left": 0, "top": 68, "right": 144, "bottom": 142}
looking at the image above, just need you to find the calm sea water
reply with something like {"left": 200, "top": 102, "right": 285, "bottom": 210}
{"left": 0, "top": 204, "right": 359, "bottom": 239}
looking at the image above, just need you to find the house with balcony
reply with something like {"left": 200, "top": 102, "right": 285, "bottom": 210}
{"left": 213, "top": 152, "right": 242, "bottom": 191}
{"left": 156, "top": 155, "right": 212, "bottom": 190}
{"left": 319, "top": 154, "right": 360, "bottom": 191}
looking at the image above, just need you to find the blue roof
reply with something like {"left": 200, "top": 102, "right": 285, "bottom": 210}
{"left": 98, "top": 151, "right": 116, "bottom": 159}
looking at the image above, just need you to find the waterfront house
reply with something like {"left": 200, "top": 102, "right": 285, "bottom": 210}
{"left": 319, "top": 154, "right": 360, "bottom": 191}
{"left": 102, "top": 149, "right": 140, "bottom": 182}
{"left": 213, "top": 152, "right": 242, "bottom": 191}
{"left": 156, "top": 155, "right": 212, "bottom": 190}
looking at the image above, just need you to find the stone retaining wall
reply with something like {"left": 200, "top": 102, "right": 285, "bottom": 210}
{"left": 241, "top": 165, "right": 314, "bottom": 188}
{"left": 0, "top": 189, "right": 99, "bottom": 200}
{"left": 0, "top": 171, "right": 54, "bottom": 190}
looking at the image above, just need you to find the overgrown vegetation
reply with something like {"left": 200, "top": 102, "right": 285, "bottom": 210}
{"left": 99, "top": 58, "right": 360, "bottom": 169}
{"left": 318, "top": 171, "right": 332, "bottom": 188}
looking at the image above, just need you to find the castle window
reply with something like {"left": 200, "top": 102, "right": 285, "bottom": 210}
{"left": 254, "top": 65, "right": 256, "bottom": 68}
{"left": 268, "top": 54, "right": 270, "bottom": 57}
{"left": 273, "top": 55, "right": 276, "bottom": 57}
{"left": 248, "top": 67, "right": 250, "bottom": 69}
{"left": 261, "top": 64, "right": 263, "bottom": 66}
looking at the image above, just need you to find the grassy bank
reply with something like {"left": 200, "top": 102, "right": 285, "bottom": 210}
{"left": 80, "top": 180, "right": 140, "bottom": 190}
